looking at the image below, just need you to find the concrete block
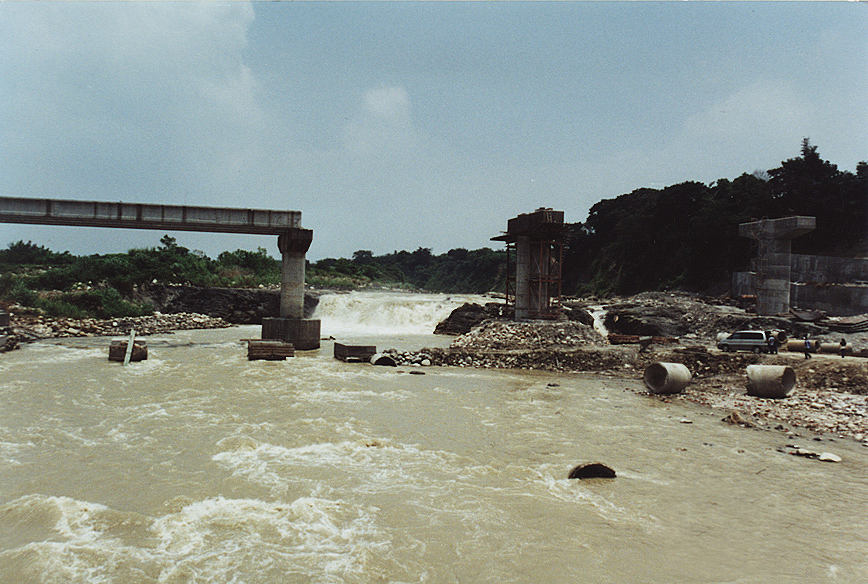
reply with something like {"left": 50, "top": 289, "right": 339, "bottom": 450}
{"left": 334, "top": 343, "right": 376, "bottom": 362}
{"left": 262, "top": 317, "right": 321, "bottom": 350}
{"left": 247, "top": 340, "right": 294, "bottom": 360}
{"left": 108, "top": 340, "right": 147, "bottom": 362}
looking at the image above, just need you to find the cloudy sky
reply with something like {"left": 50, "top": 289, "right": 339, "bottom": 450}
{"left": 1, "top": 1, "right": 866, "bottom": 260}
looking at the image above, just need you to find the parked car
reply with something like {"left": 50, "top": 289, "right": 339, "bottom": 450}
{"left": 717, "top": 330, "right": 782, "bottom": 354}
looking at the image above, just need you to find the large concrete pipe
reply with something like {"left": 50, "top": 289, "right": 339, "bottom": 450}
{"left": 745, "top": 365, "right": 796, "bottom": 398}
{"left": 568, "top": 462, "right": 616, "bottom": 479}
{"left": 786, "top": 339, "right": 817, "bottom": 353}
{"left": 643, "top": 362, "right": 692, "bottom": 394}
{"left": 818, "top": 342, "right": 847, "bottom": 354}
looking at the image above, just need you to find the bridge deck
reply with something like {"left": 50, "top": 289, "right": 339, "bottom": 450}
{"left": 0, "top": 196, "right": 302, "bottom": 235}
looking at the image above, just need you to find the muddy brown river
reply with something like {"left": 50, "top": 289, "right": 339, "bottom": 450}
{"left": 0, "top": 292, "right": 866, "bottom": 583}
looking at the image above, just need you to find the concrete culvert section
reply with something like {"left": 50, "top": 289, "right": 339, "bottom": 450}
{"left": 370, "top": 353, "right": 397, "bottom": 366}
{"left": 643, "top": 362, "right": 692, "bottom": 394}
{"left": 746, "top": 365, "right": 796, "bottom": 398}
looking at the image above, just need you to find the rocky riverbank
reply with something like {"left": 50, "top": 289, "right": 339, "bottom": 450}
{"left": 3, "top": 311, "right": 233, "bottom": 345}
{"left": 0, "top": 285, "right": 323, "bottom": 348}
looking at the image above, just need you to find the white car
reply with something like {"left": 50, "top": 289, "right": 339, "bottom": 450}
{"left": 717, "top": 330, "right": 778, "bottom": 354}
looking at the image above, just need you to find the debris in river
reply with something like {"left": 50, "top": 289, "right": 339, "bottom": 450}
{"left": 334, "top": 342, "right": 376, "bottom": 363}
{"left": 246, "top": 340, "right": 294, "bottom": 361}
{"left": 778, "top": 444, "right": 842, "bottom": 462}
{"left": 370, "top": 353, "right": 397, "bottom": 367}
{"left": 108, "top": 339, "right": 147, "bottom": 362}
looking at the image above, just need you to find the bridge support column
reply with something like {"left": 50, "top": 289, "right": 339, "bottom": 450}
{"left": 262, "top": 228, "right": 320, "bottom": 350}
{"left": 739, "top": 217, "right": 815, "bottom": 316}
{"left": 514, "top": 236, "right": 531, "bottom": 319}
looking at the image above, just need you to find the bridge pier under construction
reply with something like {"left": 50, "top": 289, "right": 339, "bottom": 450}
{"left": 492, "top": 208, "right": 565, "bottom": 320}
{"left": 0, "top": 196, "right": 320, "bottom": 350}
{"left": 739, "top": 216, "right": 815, "bottom": 316}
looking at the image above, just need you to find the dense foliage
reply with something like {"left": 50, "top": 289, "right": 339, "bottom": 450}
{"left": 0, "top": 236, "right": 283, "bottom": 319}
{"left": 0, "top": 240, "right": 74, "bottom": 269}
{"left": 308, "top": 247, "right": 507, "bottom": 293}
{"left": 563, "top": 140, "right": 867, "bottom": 296}
{"left": 0, "top": 140, "right": 864, "bottom": 317}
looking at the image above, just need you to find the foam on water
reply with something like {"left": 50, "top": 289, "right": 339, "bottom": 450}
{"left": 212, "top": 436, "right": 478, "bottom": 497}
{"left": 0, "top": 493, "right": 402, "bottom": 584}
{"left": 313, "top": 291, "right": 487, "bottom": 337}
{"left": 13, "top": 343, "right": 104, "bottom": 365}
{"left": 538, "top": 473, "right": 660, "bottom": 531}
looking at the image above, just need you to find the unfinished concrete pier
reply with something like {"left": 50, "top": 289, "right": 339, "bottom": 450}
{"left": 739, "top": 216, "right": 815, "bottom": 316}
{"left": 492, "top": 208, "right": 565, "bottom": 319}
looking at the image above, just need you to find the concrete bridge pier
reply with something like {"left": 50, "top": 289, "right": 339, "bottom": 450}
{"left": 491, "top": 208, "right": 565, "bottom": 320}
{"left": 739, "top": 216, "right": 815, "bottom": 316}
{"left": 262, "top": 228, "right": 321, "bottom": 350}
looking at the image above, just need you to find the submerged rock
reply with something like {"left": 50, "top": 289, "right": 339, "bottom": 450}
{"left": 568, "top": 462, "right": 616, "bottom": 479}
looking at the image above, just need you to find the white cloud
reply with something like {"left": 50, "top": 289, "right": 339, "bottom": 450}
{"left": 1, "top": 2, "right": 261, "bottom": 206}
{"left": 682, "top": 79, "right": 812, "bottom": 144}
{"left": 342, "top": 86, "right": 419, "bottom": 157}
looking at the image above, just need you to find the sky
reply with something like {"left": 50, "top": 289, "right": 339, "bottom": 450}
{"left": 1, "top": 1, "right": 866, "bottom": 261}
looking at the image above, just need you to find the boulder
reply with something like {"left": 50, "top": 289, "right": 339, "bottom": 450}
{"left": 563, "top": 306, "right": 594, "bottom": 326}
{"left": 568, "top": 462, "right": 616, "bottom": 479}
{"left": 434, "top": 302, "right": 506, "bottom": 336}
{"left": 604, "top": 305, "right": 687, "bottom": 337}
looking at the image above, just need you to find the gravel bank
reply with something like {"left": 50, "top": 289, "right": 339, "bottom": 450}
{"left": 2, "top": 311, "right": 233, "bottom": 346}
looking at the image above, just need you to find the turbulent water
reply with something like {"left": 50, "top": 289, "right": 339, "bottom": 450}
{"left": 0, "top": 291, "right": 866, "bottom": 583}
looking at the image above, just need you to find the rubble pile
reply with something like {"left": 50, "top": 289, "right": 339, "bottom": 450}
{"left": 432, "top": 302, "right": 509, "bottom": 335}
{"left": 684, "top": 378, "right": 868, "bottom": 439}
{"left": 384, "top": 320, "right": 630, "bottom": 372}
{"left": 449, "top": 320, "right": 603, "bottom": 351}
{"left": 424, "top": 346, "right": 631, "bottom": 372}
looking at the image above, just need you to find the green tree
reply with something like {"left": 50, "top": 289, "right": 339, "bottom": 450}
{"left": 768, "top": 138, "right": 856, "bottom": 252}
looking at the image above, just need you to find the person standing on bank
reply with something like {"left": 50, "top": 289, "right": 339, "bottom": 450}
{"left": 840, "top": 338, "right": 847, "bottom": 358}
{"left": 804, "top": 336, "right": 812, "bottom": 359}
